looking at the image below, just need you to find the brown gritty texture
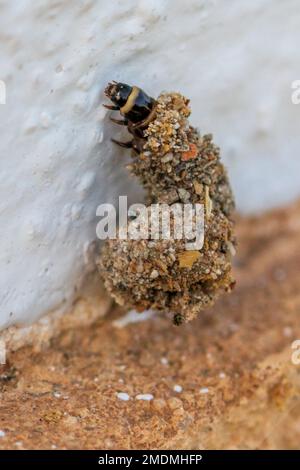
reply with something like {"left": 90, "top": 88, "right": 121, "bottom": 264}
{"left": 1, "top": 201, "right": 300, "bottom": 449}
{"left": 98, "top": 93, "right": 236, "bottom": 322}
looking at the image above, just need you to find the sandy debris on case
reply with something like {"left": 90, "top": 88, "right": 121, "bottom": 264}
{"left": 98, "top": 92, "right": 236, "bottom": 323}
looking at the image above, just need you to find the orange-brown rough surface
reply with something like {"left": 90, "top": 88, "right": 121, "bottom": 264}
{"left": 0, "top": 201, "right": 300, "bottom": 449}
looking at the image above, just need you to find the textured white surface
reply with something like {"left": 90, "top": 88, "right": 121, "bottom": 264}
{"left": 0, "top": 0, "right": 299, "bottom": 329}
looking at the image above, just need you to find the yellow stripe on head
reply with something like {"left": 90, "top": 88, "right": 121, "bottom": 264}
{"left": 120, "top": 86, "right": 140, "bottom": 115}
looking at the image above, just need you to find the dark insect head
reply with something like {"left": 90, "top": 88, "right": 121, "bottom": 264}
{"left": 104, "top": 80, "right": 156, "bottom": 133}
{"left": 104, "top": 82, "right": 132, "bottom": 107}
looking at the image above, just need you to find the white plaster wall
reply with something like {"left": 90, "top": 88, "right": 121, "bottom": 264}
{"left": 0, "top": 0, "right": 300, "bottom": 329}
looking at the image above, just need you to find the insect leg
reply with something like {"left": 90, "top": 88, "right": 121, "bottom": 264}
{"left": 111, "top": 138, "right": 133, "bottom": 148}
{"left": 132, "top": 146, "right": 140, "bottom": 156}
{"left": 103, "top": 104, "right": 119, "bottom": 111}
{"left": 110, "top": 117, "right": 128, "bottom": 126}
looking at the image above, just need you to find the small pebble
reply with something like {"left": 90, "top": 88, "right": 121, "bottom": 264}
{"left": 0, "top": 430, "right": 5, "bottom": 438}
{"left": 160, "top": 357, "right": 169, "bottom": 365}
{"left": 161, "top": 152, "right": 173, "bottom": 163}
{"left": 117, "top": 392, "right": 130, "bottom": 401}
{"left": 173, "top": 384, "right": 183, "bottom": 393}
{"left": 136, "top": 393, "right": 154, "bottom": 401}
{"left": 219, "top": 372, "right": 226, "bottom": 379}
{"left": 150, "top": 269, "right": 159, "bottom": 279}
{"left": 178, "top": 187, "right": 190, "bottom": 202}
{"left": 199, "top": 387, "right": 209, "bottom": 394}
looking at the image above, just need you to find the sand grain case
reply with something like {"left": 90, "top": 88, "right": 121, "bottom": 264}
{"left": 98, "top": 91, "right": 236, "bottom": 323}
